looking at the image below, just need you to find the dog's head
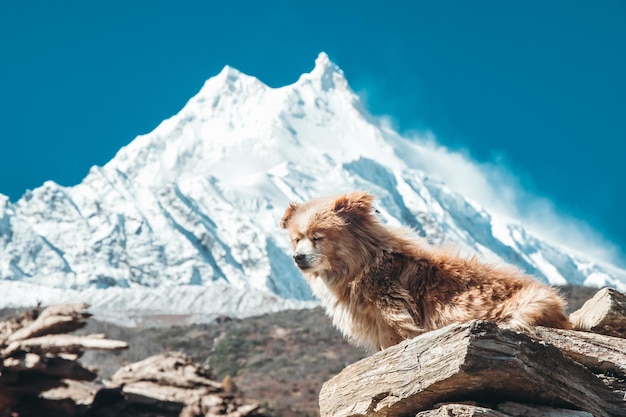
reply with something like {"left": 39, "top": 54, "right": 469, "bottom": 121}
{"left": 280, "top": 191, "right": 376, "bottom": 275}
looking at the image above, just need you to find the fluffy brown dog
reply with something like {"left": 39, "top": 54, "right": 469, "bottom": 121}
{"left": 281, "top": 191, "right": 571, "bottom": 351}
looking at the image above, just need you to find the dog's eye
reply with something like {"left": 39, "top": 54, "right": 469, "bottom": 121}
{"left": 293, "top": 237, "right": 301, "bottom": 244}
{"left": 312, "top": 236, "right": 324, "bottom": 242}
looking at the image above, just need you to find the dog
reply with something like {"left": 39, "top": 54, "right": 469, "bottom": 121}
{"left": 281, "top": 191, "right": 571, "bottom": 352}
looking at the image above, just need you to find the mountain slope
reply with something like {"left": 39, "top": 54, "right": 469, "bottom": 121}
{"left": 0, "top": 52, "right": 624, "bottom": 322}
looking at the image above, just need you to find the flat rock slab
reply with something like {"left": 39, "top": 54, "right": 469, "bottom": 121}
{"left": 415, "top": 403, "right": 508, "bottom": 416}
{"left": 414, "top": 402, "right": 594, "bottom": 417}
{"left": 531, "top": 326, "right": 626, "bottom": 375}
{"left": 319, "top": 320, "right": 624, "bottom": 417}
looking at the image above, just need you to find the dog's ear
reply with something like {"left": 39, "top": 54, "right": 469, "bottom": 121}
{"left": 280, "top": 201, "right": 300, "bottom": 229}
{"left": 333, "top": 191, "right": 375, "bottom": 218}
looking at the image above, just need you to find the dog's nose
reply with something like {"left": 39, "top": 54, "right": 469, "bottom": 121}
{"left": 293, "top": 253, "right": 306, "bottom": 264}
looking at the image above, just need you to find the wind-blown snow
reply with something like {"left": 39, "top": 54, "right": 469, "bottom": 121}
{"left": 1, "top": 52, "right": 624, "bottom": 324}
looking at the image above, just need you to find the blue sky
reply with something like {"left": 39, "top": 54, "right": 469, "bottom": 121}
{"left": 1, "top": 1, "right": 625, "bottom": 265}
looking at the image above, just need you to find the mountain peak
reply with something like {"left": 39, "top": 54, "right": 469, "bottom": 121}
{"left": 194, "top": 64, "right": 266, "bottom": 102}
{"left": 312, "top": 52, "right": 334, "bottom": 73}
{"left": 217, "top": 64, "right": 243, "bottom": 81}
{"left": 299, "top": 52, "right": 348, "bottom": 91}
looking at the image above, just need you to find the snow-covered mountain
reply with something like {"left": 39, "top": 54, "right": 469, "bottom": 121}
{"left": 1, "top": 52, "right": 624, "bottom": 324}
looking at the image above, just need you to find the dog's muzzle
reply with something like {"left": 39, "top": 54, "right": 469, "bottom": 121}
{"left": 293, "top": 253, "right": 311, "bottom": 270}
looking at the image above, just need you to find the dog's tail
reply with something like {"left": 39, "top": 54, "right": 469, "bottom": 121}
{"left": 501, "top": 284, "right": 572, "bottom": 331}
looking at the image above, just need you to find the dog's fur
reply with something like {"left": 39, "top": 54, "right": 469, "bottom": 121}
{"left": 281, "top": 191, "right": 571, "bottom": 352}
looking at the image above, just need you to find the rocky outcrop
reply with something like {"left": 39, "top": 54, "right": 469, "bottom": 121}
{"left": 87, "top": 352, "right": 267, "bottom": 417}
{"left": 320, "top": 288, "right": 626, "bottom": 417}
{"left": 0, "top": 303, "right": 128, "bottom": 416}
{"left": 0, "top": 304, "right": 267, "bottom": 417}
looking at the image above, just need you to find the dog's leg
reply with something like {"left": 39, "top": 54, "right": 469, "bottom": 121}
{"left": 374, "top": 286, "right": 425, "bottom": 350}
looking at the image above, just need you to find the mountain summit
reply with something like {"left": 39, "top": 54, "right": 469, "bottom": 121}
{"left": 1, "top": 53, "right": 624, "bottom": 323}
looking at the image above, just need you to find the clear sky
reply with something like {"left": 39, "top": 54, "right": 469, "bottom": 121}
{"left": 1, "top": 1, "right": 625, "bottom": 265}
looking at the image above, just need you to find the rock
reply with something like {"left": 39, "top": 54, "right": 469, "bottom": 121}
{"left": 319, "top": 320, "right": 624, "bottom": 417}
{"left": 531, "top": 326, "right": 626, "bottom": 376}
{"left": 89, "top": 352, "right": 267, "bottom": 417}
{"left": 0, "top": 303, "right": 269, "bottom": 417}
{"left": 569, "top": 287, "right": 626, "bottom": 337}
{"left": 0, "top": 303, "right": 128, "bottom": 417}
{"left": 415, "top": 403, "right": 508, "bottom": 416}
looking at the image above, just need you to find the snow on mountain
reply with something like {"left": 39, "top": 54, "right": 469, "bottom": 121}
{"left": 1, "top": 52, "right": 624, "bottom": 324}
